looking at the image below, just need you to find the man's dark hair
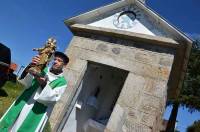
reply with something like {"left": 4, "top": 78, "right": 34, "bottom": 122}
{"left": 54, "top": 51, "right": 69, "bottom": 64}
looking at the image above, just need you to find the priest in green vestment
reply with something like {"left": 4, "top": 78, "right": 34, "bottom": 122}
{"left": 0, "top": 51, "right": 69, "bottom": 132}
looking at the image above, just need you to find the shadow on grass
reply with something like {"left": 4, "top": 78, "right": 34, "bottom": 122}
{"left": 0, "top": 89, "right": 8, "bottom": 97}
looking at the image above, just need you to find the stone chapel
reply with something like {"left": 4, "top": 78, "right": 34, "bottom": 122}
{"left": 49, "top": 0, "right": 192, "bottom": 131}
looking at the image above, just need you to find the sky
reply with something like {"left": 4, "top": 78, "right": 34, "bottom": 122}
{"left": 0, "top": 0, "right": 200, "bottom": 131}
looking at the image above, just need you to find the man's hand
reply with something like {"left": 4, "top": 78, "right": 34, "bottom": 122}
{"left": 29, "top": 55, "right": 40, "bottom": 76}
{"left": 35, "top": 76, "right": 48, "bottom": 88}
{"left": 31, "top": 55, "right": 47, "bottom": 88}
{"left": 31, "top": 55, "right": 40, "bottom": 66}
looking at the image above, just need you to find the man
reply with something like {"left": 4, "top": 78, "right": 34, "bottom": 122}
{"left": 0, "top": 51, "right": 69, "bottom": 132}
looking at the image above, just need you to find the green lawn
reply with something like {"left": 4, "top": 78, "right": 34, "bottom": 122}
{"left": 0, "top": 81, "right": 51, "bottom": 132}
{"left": 0, "top": 81, "right": 23, "bottom": 117}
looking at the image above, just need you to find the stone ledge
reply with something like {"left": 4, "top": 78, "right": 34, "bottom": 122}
{"left": 70, "top": 24, "right": 179, "bottom": 49}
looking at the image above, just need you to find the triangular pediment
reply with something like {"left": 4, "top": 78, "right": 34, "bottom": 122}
{"left": 65, "top": 0, "right": 192, "bottom": 44}
{"left": 87, "top": 4, "right": 166, "bottom": 37}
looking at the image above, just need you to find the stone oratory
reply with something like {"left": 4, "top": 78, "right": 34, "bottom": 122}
{"left": 49, "top": 0, "right": 192, "bottom": 131}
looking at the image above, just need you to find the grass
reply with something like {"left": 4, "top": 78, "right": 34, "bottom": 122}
{"left": 0, "top": 81, "right": 23, "bottom": 117}
{"left": 0, "top": 80, "right": 51, "bottom": 132}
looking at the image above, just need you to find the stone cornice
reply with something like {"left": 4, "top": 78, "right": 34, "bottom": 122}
{"left": 70, "top": 24, "right": 180, "bottom": 49}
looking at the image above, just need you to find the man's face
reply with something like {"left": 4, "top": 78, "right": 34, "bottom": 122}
{"left": 51, "top": 56, "right": 65, "bottom": 71}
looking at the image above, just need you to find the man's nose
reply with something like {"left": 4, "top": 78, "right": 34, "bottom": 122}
{"left": 54, "top": 60, "right": 59, "bottom": 64}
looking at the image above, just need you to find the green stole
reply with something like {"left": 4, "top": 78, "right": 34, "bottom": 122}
{"left": 0, "top": 68, "right": 67, "bottom": 132}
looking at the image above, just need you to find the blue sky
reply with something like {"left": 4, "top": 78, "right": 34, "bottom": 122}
{"left": 0, "top": 0, "right": 200, "bottom": 131}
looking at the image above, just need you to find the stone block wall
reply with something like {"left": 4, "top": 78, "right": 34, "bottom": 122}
{"left": 50, "top": 33, "right": 175, "bottom": 131}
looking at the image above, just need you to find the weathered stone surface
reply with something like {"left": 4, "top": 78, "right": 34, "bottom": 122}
{"left": 70, "top": 36, "right": 174, "bottom": 66}
{"left": 49, "top": 101, "right": 67, "bottom": 128}
{"left": 110, "top": 72, "right": 165, "bottom": 131}
{"left": 135, "top": 51, "right": 156, "bottom": 64}
{"left": 67, "top": 46, "right": 171, "bottom": 81}
{"left": 123, "top": 107, "right": 157, "bottom": 128}
{"left": 65, "top": 57, "right": 87, "bottom": 72}
{"left": 96, "top": 43, "right": 108, "bottom": 52}
{"left": 105, "top": 104, "right": 125, "bottom": 132}
{"left": 118, "top": 73, "right": 145, "bottom": 108}
{"left": 143, "top": 78, "right": 168, "bottom": 98}
{"left": 138, "top": 93, "right": 162, "bottom": 115}
{"left": 111, "top": 47, "right": 121, "bottom": 55}
{"left": 159, "top": 56, "right": 174, "bottom": 67}
{"left": 122, "top": 120, "right": 151, "bottom": 132}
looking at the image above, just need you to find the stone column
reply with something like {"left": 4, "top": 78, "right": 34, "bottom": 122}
{"left": 106, "top": 53, "right": 174, "bottom": 132}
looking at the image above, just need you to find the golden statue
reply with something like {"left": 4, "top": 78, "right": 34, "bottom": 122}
{"left": 28, "top": 37, "right": 57, "bottom": 76}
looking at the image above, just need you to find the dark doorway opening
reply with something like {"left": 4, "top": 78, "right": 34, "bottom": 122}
{"left": 62, "top": 62, "right": 128, "bottom": 132}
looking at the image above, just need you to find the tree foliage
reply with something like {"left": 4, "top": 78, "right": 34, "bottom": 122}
{"left": 187, "top": 120, "right": 200, "bottom": 132}
{"left": 179, "top": 43, "right": 200, "bottom": 112}
{"left": 166, "top": 40, "right": 200, "bottom": 131}
{"left": 168, "top": 39, "right": 200, "bottom": 109}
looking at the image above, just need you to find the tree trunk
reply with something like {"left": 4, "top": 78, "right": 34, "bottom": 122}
{"left": 166, "top": 102, "right": 180, "bottom": 132}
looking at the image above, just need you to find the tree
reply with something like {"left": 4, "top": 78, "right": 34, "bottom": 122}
{"left": 187, "top": 120, "right": 200, "bottom": 132}
{"left": 166, "top": 40, "right": 200, "bottom": 131}
{"left": 192, "top": 37, "right": 200, "bottom": 49}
